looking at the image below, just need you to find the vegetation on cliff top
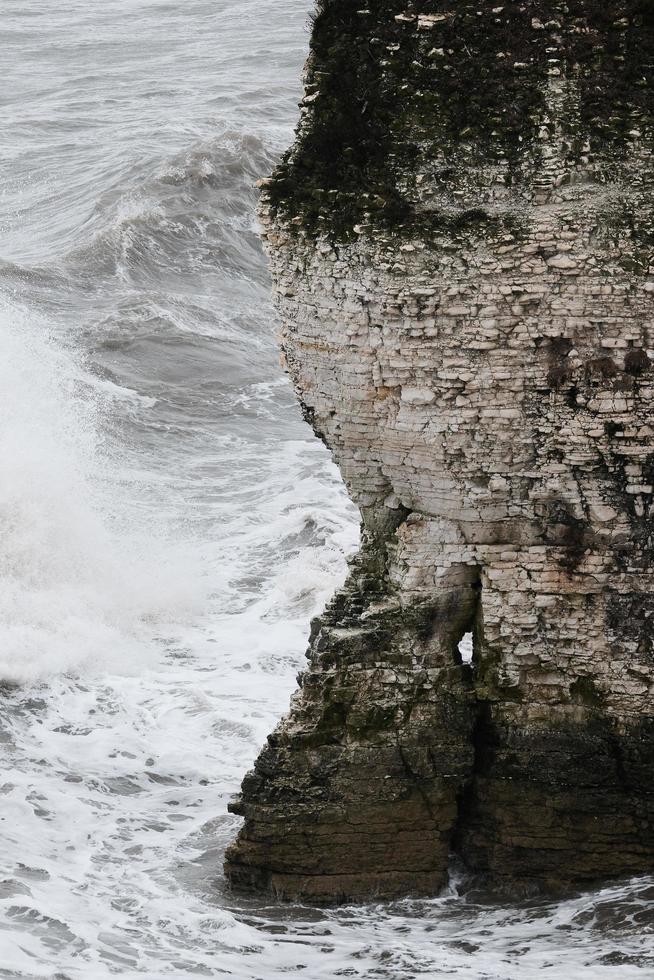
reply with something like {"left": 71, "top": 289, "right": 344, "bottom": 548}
{"left": 265, "top": 0, "right": 654, "bottom": 240}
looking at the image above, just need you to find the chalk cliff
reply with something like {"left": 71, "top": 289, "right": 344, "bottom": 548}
{"left": 225, "top": 1, "right": 654, "bottom": 902}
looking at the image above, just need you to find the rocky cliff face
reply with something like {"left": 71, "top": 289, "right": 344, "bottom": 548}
{"left": 224, "top": 1, "right": 654, "bottom": 902}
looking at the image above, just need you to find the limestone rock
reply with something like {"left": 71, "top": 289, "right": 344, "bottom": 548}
{"left": 225, "top": 0, "right": 654, "bottom": 902}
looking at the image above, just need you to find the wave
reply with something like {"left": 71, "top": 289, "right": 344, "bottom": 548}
{"left": 0, "top": 296, "right": 205, "bottom": 683}
{"left": 59, "top": 132, "right": 278, "bottom": 287}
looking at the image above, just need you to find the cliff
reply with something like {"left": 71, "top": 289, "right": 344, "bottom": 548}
{"left": 225, "top": 0, "right": 654, "bottom": 902}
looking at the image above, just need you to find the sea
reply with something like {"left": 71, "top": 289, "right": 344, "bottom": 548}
{"left": 1, "top": 1, "right": 653, "bottom": 977}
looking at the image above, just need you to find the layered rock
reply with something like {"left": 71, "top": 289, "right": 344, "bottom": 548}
{"left": 225, "top": 1, "right": 654, "bottom": 901}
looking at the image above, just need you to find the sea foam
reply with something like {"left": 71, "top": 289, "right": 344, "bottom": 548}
{"left": 0, "top": 298, "right": 201, "bottom": 682}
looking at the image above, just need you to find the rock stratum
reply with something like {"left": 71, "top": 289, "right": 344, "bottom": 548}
{"left": 224, "top": 0, "right": 654, "bottom": 902}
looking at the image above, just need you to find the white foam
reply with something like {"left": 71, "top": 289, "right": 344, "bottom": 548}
{"left": 0, "top": 298, "right": 202, "bottom": 683}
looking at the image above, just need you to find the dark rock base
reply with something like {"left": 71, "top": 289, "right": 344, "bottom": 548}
{"left": 224, "top": 552, "right": 654, "bottom": 902}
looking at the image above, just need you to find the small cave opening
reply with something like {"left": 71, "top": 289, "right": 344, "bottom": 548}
{"left": 458, "top": 632, "right": 474, "bottom": 666}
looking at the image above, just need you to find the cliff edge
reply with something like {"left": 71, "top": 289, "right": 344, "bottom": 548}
{"left": 225, "top": 0, "right": 654, "bottom": 902}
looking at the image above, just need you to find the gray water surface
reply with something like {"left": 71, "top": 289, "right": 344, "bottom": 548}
{"left": 0, "top": 1, "right": 652, "bottom": 977}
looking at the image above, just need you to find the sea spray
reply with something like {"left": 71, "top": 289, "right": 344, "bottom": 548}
{"left": 0, "top": 298, "right": 203, "bottom": 682}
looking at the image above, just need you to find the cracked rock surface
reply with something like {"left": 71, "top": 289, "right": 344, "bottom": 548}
{"left": 225, "top": 1, "right": 654, "bottom": 902}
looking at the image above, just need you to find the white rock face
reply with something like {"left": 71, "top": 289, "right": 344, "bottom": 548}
{"left": 263, "top": 192, "right": 654, "bottom": 700}
{"left": 400, "top": 387, "right": 436, "bottom": 405}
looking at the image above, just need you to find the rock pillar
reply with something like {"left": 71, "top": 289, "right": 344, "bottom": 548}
{"left": 225, "top": 1, "right": 654, "bottom": 901}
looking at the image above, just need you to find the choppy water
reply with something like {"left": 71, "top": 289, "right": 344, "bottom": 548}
{"left": 1, "top": 2, "right": 653, "bottom": 977}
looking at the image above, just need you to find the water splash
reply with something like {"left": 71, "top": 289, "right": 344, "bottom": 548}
{"left": 0, "top": 298, "right": 201, "bottom": 682}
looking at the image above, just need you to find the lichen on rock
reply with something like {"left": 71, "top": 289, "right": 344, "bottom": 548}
{"left": 225, "top": 1, "right": 654, "bottom": 902}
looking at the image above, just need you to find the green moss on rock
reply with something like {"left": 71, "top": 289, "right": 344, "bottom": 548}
{"left": 266, "top": 0, "right": 654, "bottom": 241}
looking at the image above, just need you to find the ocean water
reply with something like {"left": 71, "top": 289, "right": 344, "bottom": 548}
{"left": 0, "top": 1, "right": 653, "bottom": 977}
